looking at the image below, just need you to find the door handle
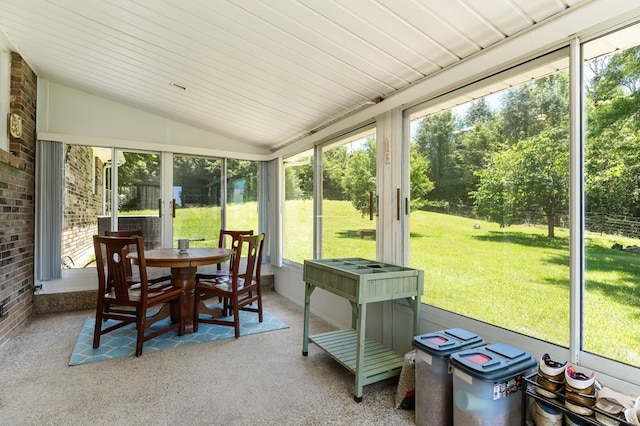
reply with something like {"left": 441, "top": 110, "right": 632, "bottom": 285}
{"left": 158, "top": 199, "right": 162, "bottom": 217}
{"left": 369, "top": 191, "right": 374, "bottom": 221}
{"left": 172, "top": 199, "right": 176, "bottom": 218}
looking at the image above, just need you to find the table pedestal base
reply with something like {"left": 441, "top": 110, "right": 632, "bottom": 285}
{"left": 170, "top": 266, "right": 197, "bottom": 334}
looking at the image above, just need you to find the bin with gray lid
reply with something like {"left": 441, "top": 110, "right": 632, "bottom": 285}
{"left": 412, "top": 328, "right": 484, "bottom": 426}
{"left": 450, "top": 343, "right": 537, "bottom": 426}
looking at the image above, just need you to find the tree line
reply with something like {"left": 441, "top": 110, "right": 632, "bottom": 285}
{"left": 118, "top": 155, "right": 258, "bottom": 209}
{"left": 286, "top": 45, "right": 640, "bottom": 238}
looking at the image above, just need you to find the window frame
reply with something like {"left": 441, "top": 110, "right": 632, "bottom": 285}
{"left": 397, "top": 31, "right": 640, "bottom": 384}
{"left": 281, "top": 123, "right": 377, "bottom": 264}
{"left": 0, "top": 50, "right": 11, "bottom": 152}
{"left": 35, "top": 142, "right": 266, "bottom": 290}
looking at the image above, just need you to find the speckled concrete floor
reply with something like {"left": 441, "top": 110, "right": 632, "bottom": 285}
{"left": 0, "top": 291, "right": 415, "bottom": 425}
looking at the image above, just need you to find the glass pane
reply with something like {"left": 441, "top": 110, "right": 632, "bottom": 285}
{"left": 173, "top": 155, "right": 222, "bottom": 248}
{"left": 283, "top": 149, "right": 313, "bottom": 263}
{"left": 61, "top": 144, "right": 108, "bottom": 269}
{"left": 114, "top": 150, "right": 162, "bottom": 249}
{"left": 583, "top": 25, "right": 640, "bottom": 366}
{"left": 321, "top": 130, "right": 377, "bottom": 260}
{"left": 408, "top": 60, "right": 570, "bottom": 346}
{"left": 226, "top": 159, "right": 258, "bottom": 232}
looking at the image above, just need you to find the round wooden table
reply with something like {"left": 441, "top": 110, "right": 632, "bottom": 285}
{"left": 128, "top": 247, "right": 233, "bottom": 334}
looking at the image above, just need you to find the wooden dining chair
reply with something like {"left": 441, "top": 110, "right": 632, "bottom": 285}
{"left": 195, "top": 229, "right": 254, "bottom": 281}
{"left": 193, "top": 233, "right": 265, "bottom": 338}
{"left": 195, "top": 229, "right": 254, "bottom": 306}
{"left": 105, "top": 229, "right": 172, "bottom": 286}
{"left": 93, "top": 234, "right": 184, "bottom": 357}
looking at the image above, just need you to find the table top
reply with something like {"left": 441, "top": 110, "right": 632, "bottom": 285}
{"left": 128, "top": 247, "right": 233, "bottom": 268}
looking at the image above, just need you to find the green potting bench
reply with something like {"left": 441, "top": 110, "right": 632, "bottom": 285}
{"left": 302, "top": 258, "right": 424, "bottom": 402}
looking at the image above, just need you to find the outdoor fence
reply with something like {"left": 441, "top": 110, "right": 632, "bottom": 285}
{"left": 586, "top": 213, "right": 640, "bottom": 240}
{"left": 424, "top": 203, "right": 640, "bottom": 241}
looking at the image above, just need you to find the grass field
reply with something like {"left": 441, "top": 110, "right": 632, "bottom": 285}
{"left": 283, "top": 199, "right": 640, "bottom": 366}
{"left": 145, "top": 200, "right": 639, "bottom": 366}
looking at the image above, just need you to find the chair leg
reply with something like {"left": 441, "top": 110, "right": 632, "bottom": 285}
{"left": 222, "top": 297, "right": 230, "bottom": 317}
{"left": 193, "top": 290, "right": 200, "bottom": 333}
{"left": 135, "top": 309, "right": 145, "bottom": 357}
{"left": 232, "top": 298, "right": 240, "bottom": 338}
{"left": 178, "top": 294, "right": 184, "bottom": 336}
{"left": 93, "top": 301, "right": 104, "bottom": 349}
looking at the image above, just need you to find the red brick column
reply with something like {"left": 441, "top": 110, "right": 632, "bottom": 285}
{"left": 0, "top": 52, "right": 36, "bottom": 345}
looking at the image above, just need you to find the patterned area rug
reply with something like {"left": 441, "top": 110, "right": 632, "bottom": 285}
{"left": 70, "top": 308, "right": 288, "bottom": 365}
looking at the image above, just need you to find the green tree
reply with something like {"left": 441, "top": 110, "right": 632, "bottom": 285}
{"left": 284, "top": 155, "right": 313, "bottom": 200}
{"left": 227, "top": 159, "right": 258, "bottom": 202}
{"left": 455, "top": 99, "right": 500, "bottom": 201}
{"left": 173, "top": 156, "right": 221, "bottom": 206}
{"left": 500, "top": 72, "right": 569, "bottom": 145}
{"left": 463, "top": 97, "right": 495, "bottom": 127}
{"left": 414, "top": 110, "right": 462, "bottom": 201}
{"left": 409, "top": 144, "right": 434, "bottom": 210}
{"left": 118, "top": 152, "right": 160, "bottom": 185}
{"left": 344, "top": 138, "right": 376, "bottom": 217}
{"left": 500, "top": 84, "right": 539, "bottom": 145}
{"left": 470, "top": 72, "right": 570, "bottom": 236}
{"left": 117, "top": 152, "right": 161, "bottom": 210}
{"left": 473, "top": 127, "right": 569, "bottom": 237}
{"left": 322, "top": 146, "right": 348, "bottom": 200}
{"left": 585, "top": 47, "right": 640, "bottom": 216}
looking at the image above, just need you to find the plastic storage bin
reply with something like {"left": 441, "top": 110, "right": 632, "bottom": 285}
{"left": 413, "top": 328, "right": 484, "bottom": 426}
{"left": 450, "top": 343, "right": 537, "bottom": 426}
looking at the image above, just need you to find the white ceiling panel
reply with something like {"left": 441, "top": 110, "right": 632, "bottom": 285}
{"left": 0, "top": 0, "right": 590, "bottom": 151}
{"left": 475, "top": 0, "right": 535, "bottom": 35}
{"left": 514, "top": 0, "right": 569, "bottom": 23}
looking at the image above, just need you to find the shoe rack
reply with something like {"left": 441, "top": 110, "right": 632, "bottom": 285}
{"left": 522, "top": 373, "right": 633, "bottom": 426}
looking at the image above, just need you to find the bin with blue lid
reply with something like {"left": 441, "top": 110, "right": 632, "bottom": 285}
{"left": 412, "top": 328, "right": 484, "bottom": 426}
{"left": 449, "top": 343, "right": 537, "bottom": 426}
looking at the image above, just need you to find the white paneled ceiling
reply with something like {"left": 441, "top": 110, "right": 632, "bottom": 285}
{"left": 0, "top": 0, "right": 588, "bottom": 151}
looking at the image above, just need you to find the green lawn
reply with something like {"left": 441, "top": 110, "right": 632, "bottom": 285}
{"left": 410, "top": 211, "right": 573, "bottom": 345}
{"left": 408, "top": 210, "right": 639, "bottom": 366}
{"left": 165, "top": 200, "right": 639, "bottom": 366}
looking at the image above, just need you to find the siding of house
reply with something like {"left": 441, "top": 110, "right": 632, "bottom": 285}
{"left": 0, "top": 53, "right": 36, "bottom": 346}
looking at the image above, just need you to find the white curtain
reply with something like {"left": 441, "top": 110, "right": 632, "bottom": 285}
{"left": 36, "top": 140, "right": 63, "bottom": 280}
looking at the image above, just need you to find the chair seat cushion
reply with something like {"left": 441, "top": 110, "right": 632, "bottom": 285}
{"left": 104, "top": 284, "right": 179, "bottom": 303}
{"left": 197, "top": 269, "right": 232, "bottom": 279}
{"left": 200, "top": 276, "right": 246, "bottom": 292}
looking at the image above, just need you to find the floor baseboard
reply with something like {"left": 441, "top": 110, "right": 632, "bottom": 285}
{"left": 33, "top": 275, "right": 275, "bottom": 314}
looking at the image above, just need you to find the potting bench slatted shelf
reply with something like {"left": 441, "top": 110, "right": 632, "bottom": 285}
{"left": 309, "top": 329, "right": 405, "bottom": 382}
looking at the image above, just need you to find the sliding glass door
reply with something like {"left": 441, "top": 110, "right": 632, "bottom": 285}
{"left": 172, "top": 155, "right": 222, "bottom": 248}
{"left": 42, "top": 142, "right": 263, "bottom": 291}
{"left": 56, "top": 146, "right": 164, "bottom": 273}
{"left": 112, "top": 150, "right": 163, "bottom": 249}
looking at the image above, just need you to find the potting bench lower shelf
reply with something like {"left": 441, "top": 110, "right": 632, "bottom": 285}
{"left": 309, "top": 329, "right": 405, "bottom": 387}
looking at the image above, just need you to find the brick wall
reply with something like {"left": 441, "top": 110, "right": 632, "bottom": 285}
{"left": 62, "top": 145, "right": 103, "bottom": 268}
{"left": 0, "top": 53, "right": 36, "bottom": 346}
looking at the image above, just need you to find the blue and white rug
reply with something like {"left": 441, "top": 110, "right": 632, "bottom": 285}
{"left": 70, "top": 308, "right": 288, "bottom": 365}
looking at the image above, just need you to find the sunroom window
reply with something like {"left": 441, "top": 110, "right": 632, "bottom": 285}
{"left": 405, "top": 50, "right": 571, "bottom": 347}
